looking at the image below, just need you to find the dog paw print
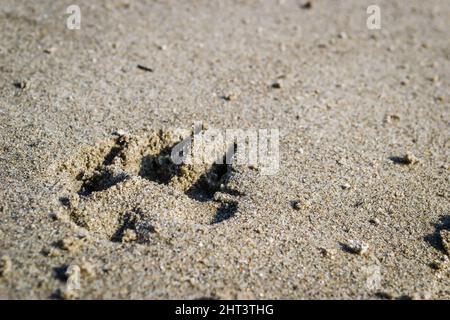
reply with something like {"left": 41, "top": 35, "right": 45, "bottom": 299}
{"left": 57, "top": 130, "right": 241, "bottom": 243}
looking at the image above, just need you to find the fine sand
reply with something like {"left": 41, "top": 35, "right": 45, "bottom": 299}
{"left": 0, "top": 0, "right": 449, "bottom": 299}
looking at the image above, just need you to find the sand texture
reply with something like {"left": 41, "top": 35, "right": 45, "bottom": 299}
{"left": 0, "top": 0, "right": 449, "bottom": 299}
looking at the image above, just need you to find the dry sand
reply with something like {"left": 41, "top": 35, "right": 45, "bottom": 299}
{"left": 0, "top": 0, "right": 449, "bottom": 299}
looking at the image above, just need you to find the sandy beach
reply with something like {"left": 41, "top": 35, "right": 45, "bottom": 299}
{"left": 0, "top": 0, "right": 449, "bottom": 299}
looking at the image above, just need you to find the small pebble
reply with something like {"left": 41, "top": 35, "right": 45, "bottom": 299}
{"left": 292, "top": 199, "right": 310, "bottom": 210}
{"left": 43, "top": 47, "right": 57, "bottom": 54}
{"left": 222, "top": 93, "right": 238, "bottom": 101}
{"left": 341, "top": 183, "right": 351, "bottom": 190}
{"left": 318, "top": 247, "right": 336, "bottom": 260}
{"left": 271, "top": 81, "right": 282, "bottom": 89}
{"left": 345, "top": 240, "right": 369, "bottom": 256}
{"left": 404, "top": 152, "right": 419, "bottom": 165}
{"left": 338, "top": 32, "right": 348, "bottom": 39}
{"left": 386, "top": 114, "right": 400, "bottom": 123}
{"left": 392, "top": 152, "right": 420, "bottom": 165}
{"left": 13, "top": 80, "right": 28, "bottom": 89}
{"left": 300, "top": 1, "right": 312, "bottom": 9}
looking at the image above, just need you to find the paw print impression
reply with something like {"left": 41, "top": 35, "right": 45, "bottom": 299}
{"left": 58, "top": 130, "right": 241, "bottom": 243}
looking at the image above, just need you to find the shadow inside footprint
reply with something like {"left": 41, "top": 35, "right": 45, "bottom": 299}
{"left": 186, "top": 142, "right": 236, "bottom": 202}
{"left": 78, "top": 169, "right": 128, "bottom": 196}
{"left": 52, "top": 265, "right": 69, "bottom": 282}
{"left": 139, "top": 142, "right": 181, "bottom": 184}
{"left": 424, "top": 215, "right": 450, "bottom": 253}
{"left": 139, "top": 140, "right": 233, "bottom": 202}
{"left": 185, "top": 163, "right": 230, "bottom": 202}
{"left": 212, "top": 202, "right": 238, "bottom": 224}
{"left": 110, "top": 209, "right": 142, "bottom": 242}
{"left": 102, "top": 139, "right": 126, "bottom": 166}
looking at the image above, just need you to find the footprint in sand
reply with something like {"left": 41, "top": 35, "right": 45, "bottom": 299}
{"left": 57, "top": 130, "right": 242, "bottom": 243}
